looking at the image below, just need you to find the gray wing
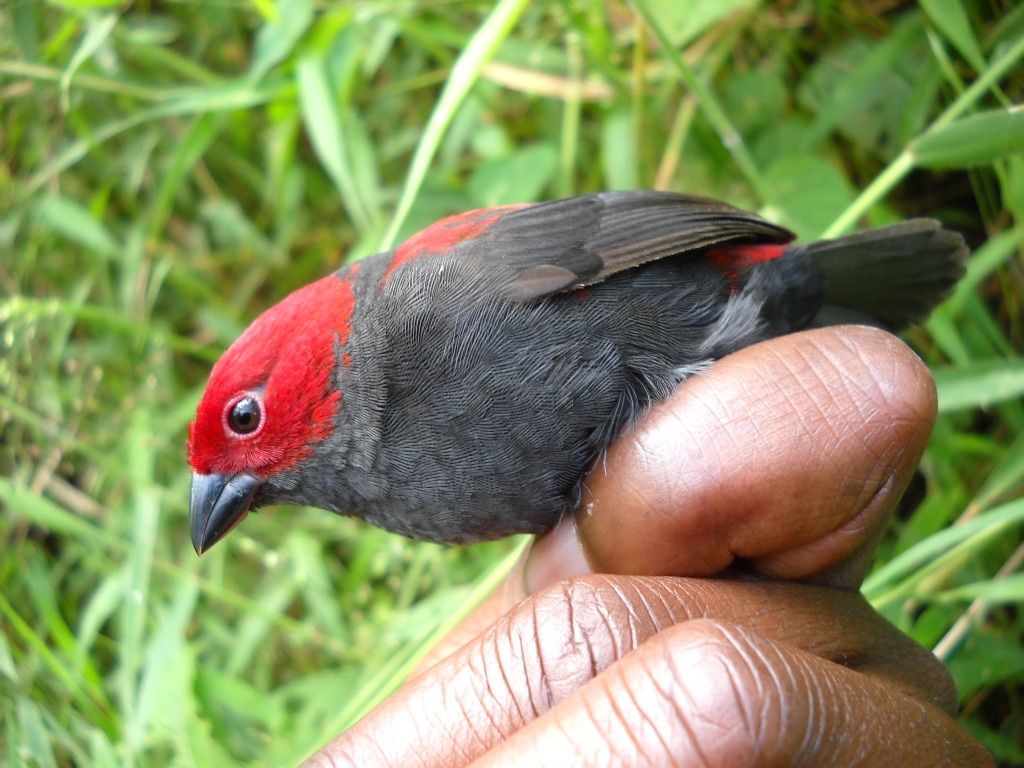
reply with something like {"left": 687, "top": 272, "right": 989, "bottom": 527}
{"left": 474, "top": 191, "right": 794, "bottom": 300}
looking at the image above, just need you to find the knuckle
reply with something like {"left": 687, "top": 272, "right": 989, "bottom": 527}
{"left": 510, "top": 576, "right": 644, "bottom": 705}
{"left": 658, "top": 619, "right": 808, "bottom": 767}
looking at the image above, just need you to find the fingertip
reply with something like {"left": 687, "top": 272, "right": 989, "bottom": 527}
{"left": 835, "top": 325, "right": 937, "bottom": 434}
{"left": 572, "top": 326, "right": 939, "bottom": 582}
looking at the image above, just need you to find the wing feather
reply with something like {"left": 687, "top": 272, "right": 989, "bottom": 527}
{"left": 395, "top": 191, "right": 794, "bottom": 301}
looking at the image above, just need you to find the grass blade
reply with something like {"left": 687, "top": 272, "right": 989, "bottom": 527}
{"left": 936, "top": 572, "right": 1024, "bottom": 604}
{"left": 59, "top": 13, "right": 118, "bottom": 111}
{"left": 303, "top": 537, "right": 528, "bottom": 755}
{"left": 934, "top": 359, "right": 1024, "bottom": 413}
{"left": 119, "top": 414, "right": 161, "bottom": 764}
{"left": 824, "top": 31, "right": 1024, "bottom": 235}
{"left": 863, "top": 498, "right": 1024, "bottom": 599}
{"left": 919, "top": 0, "right": 986, "bottom": 72}
{"left": 380, "top": 0, "right": 530, "bottom": 249}
{"left": 632, "top": 0, "right": 770, "bottom": 202}
{"left": 911, "top": 106, "right": 1024, "bottom": 168}
{"left": 297, "top": 50, "right": 375, "bottom": 235}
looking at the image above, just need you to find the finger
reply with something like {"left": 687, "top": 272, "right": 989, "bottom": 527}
{"left": 425, "top": 513, "right": 588, "bottom": 668}
{"left": 528, "top": 325, "right": 936, "bottom": 590}
{"left": 429, "top": 325, "right": 934, "bottom": 668}
{"left": 304, "top": 575, "right": 955, "bottom": 768}
{"left": 473, "top": 618, "right": 991, "bottom": 768}
{"left": 429, "top": 325, "right": 934, "bottom": 658}
{"left": 414, "top": 555, "right": 531, "bottom": 672}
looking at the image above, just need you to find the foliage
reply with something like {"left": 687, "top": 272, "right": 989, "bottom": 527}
{"left": 1, "top": 0, "right": 1022, "bottom": 764}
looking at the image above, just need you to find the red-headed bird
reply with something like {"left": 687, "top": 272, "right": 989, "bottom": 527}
{"left": 187, "top": 191, "right": 965, "bottom": 553}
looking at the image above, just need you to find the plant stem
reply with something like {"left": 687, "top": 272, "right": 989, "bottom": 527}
{"left": 632, "top": 0, "right": 771, "bottom": 203}
{"left": 824, "top": 32, "right": 1024, "bottom": 237}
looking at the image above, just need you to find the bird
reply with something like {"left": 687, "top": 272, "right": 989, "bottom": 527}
{"left": 187, "top": 190, "right": 966, "bottom": 554}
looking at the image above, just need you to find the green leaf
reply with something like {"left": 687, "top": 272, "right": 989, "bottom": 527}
{"left": 119, "top": 414, "right": 161, "bottom": 759}
{"left": 824, "top": 33, "right": 1024, "bottom": 237}
{"left": 33, "top": 194, "right": 119, "bottom": 257}
{"left": 60, "top": 13, "right": 118, "bottom": 111}
{"left": 344, "top": 109, "right": 384, "bottom": 240}
{"left": 148, "top": 112, "right": 224, "bottom": 239}
{"left": 0, "top": 593, "right": 113, "bottom": 730}
{"left": 297, "top": 52, "right": 374, "bottom": 234}
{"left": 0, "top": 630, "right": 16, "bottom": 680}
{"left": 25, "top": 81, "right": 285, "bottom": 195}
{"left": 764, "top": 154, "right": 854, "bottom": 237}
{"left": 381, "top": 0, "right": 532, "bottom": 249}
{"left": 638, "top": 0, "right": 755, "bottom": 47}
{"left": 133, "top": 580, "right": 200, "bottom": 747}
{"left": 934, "top": 359, "right": 1024, "bottom": 412}
{"left": 919, "top": 0, "right": 986, "bottom": 72}
{"left": 863, "top": 498, "right": 1024, "bottom": 597}
{"left": 937, "top": 573, "right": 1024, "bottom": 604}
{"left": 801, "top": 17, "right": 923, "bottom": 148}
{"left": 75, "top": 574, "right": 128, "bottom": 676}
{"left": 249, "top": 0, "right": 314, "bottom": 81}
{"left": 12, "top": 0, "right": 41, "bottom": 61}
{"left": 469, "top": 143, "right": 558, "bottom": 207}
{"left": 305, "top": 538, "right": 528, "bottom": 749}
{"left": 601, "top": 108, "right": 638, "bottom": 190}
{"left": 1007, "top": 155, "right": 1024, "bottom": 219}
{"left": 969, "top": 428, "right": 1024, "bottom": 512}
{"left": 224, "top": 567, "right": 300, "bottom": 676}
{"left": 911, "top": 107, "right": 1024, "bottom": 169}
{"left": 949, "top": 632, "right": 1024, "bottom": 699}
{"left": 16, "top": 700, "right": 57, "bottom": 768}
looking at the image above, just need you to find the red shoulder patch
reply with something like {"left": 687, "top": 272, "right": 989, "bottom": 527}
{"left": 382, "top": 205, "right": 528, "bottom": 284}
{"left": 708, "top": 242, "right": 787, "bottom": 267}
{"left": 707, "top": 242, "right": 789, "bottom": 292}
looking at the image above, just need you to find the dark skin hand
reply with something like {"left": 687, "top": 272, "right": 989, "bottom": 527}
{"left": 306, "top": 326, "right": 993, "bottom": 767}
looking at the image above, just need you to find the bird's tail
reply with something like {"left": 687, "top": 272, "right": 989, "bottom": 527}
{"left": 792, "top": 220, "right": 967, "bottom": 331}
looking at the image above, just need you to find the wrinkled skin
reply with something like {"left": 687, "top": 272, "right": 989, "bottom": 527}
{"left": 305, "top": 326, "right": 992, "bottom": 768}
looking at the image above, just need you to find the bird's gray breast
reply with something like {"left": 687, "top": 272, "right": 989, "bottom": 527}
{"left": 339, "top": 258, "right": 619, "bottom": 541}
{"left": 322, "top": 253, "right": 740, "bottom": 543}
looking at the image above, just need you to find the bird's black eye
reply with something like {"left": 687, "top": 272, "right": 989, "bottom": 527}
{"left": 227, "top": 396, "right": 262, "bottom": 435}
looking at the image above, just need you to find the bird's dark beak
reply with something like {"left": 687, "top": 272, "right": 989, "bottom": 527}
{"left": 189, "top": 472, "right": 261, "bottom": 555}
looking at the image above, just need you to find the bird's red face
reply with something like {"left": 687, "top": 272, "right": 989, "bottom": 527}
{"left": 187, "top": 272, "right": 356, "bottom": 553}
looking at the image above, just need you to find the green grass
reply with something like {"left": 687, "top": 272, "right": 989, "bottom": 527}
{"left": 1, "top": 0, "right": 1022, "bottom": 765}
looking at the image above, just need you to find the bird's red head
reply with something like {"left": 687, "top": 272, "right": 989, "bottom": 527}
{"left": 187, "top": 271, "right": 355, "bottom": 553}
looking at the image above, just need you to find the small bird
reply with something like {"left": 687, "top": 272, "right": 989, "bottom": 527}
{"left": 188, "top": 191, "right": 965, "bottom": 553}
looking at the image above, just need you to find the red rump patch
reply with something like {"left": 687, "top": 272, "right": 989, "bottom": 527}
{"left": 383, "top": 205, "right": 527, "bottom": 284}
{"left": 188, "top": 273, "right": 355, "bottom": 477}
{"left": 707, "top": 242, "right": 788, "bottom": 292}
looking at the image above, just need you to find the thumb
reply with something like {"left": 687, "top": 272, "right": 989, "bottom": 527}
{"left": 526, "top": 325, "right": 936, "bottom": 592}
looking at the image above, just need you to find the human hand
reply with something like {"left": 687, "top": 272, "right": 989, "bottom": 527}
{"left": 305, "top": 326, "right": 992, "bottom": 767}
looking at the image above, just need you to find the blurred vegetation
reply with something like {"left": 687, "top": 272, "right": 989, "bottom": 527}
{"left": 1, "top": 0, "right": 1022, "bottom": 765}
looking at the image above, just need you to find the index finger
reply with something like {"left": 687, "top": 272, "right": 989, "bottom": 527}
{"left": 308, "top": 575, "right": 965, "bottom": 768}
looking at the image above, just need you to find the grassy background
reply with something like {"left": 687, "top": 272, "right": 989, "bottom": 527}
{"left": 2, "top": 0, "right": 1023, "bottom": 765}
